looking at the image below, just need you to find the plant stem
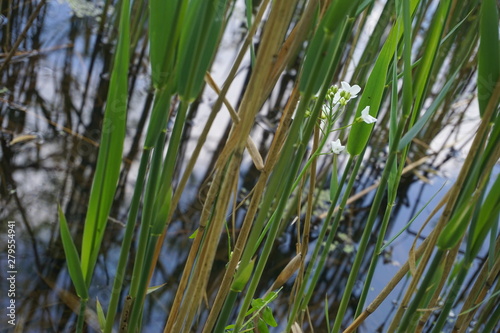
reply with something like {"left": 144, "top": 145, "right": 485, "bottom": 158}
{"left": 213, "top": 290, "right": 239, "bottom": 333}
{"left": 429, "top": 264, "right": 469, "bottom": 333}
{"left": 396, "top": 248, "right": 446, "bottom": 332}
{"left": 104, "top": 149, "right": 151, "bottom": 333}
{"left": 76, "top": 298, "right": 88, "bottom": 333}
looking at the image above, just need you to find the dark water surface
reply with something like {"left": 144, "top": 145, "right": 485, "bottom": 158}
{"left": 0, "top": 1, "right": 496, "bottom": 332}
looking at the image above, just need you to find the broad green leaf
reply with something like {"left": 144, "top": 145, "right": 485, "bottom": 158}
{"left": 411, "top": 0, "right": 452, "bottom": 117}
{"left": 250, "top": 298, "right": 266, "bottom": 311}
{"left": 257, "top": 318, "right": 270, "bottom": 333}
{"left": 58, "top": 205, "right": 88, "bottom": 300}
{"left": 80, "top": 0, "right": 130, "bottom": 285}
{"left": 144, "top": 0, "right": 185, "bottom": 148}
{"left": 177, "top": 0, "right": 228, "bottom": 101}
{"left": 231, "top": 259, "right": 255, "bottom": 292}
{"left": 149, "top": 0, "right": 183, "bottom": 88}
{"left": 347, "top": 0, "right": 420, "bottom": 156}
{"left": 478, "top": 0, "right": 500, "bottom": 116}
{"left": 262, "top": 290, "right": 279, "bottom": 303}
{"left": 262, "top": 306, "right": 277, "bottom": 327}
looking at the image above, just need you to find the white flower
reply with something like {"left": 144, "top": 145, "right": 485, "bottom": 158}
{"left": 330, "top": 139, "right": 345, "bottom": 154}
{"left": 360, "top": 106, "right": 377, "bottom": 124}
{"left": 340, "top": 81, "right": 361, "bottom": 98}
{"left": 333, "top": 81, "right": 361, "bottom": 105}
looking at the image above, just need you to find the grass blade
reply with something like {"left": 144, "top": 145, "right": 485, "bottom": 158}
{"left": 478, "top": 0, "right": 500, "bottom": 116}
{"left": 58, "top": 205, "right": 88, "bottom": 300}
{"left": 80, "top": 0, "right": 130, "bottom": 285}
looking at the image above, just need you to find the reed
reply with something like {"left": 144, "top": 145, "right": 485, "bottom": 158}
{"left": 53, "top": 0, "right": 499, "bottom": 332}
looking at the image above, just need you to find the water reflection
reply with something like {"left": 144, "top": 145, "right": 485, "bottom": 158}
{"left": 0, "top": 1, "right": 491, "bottom": 332}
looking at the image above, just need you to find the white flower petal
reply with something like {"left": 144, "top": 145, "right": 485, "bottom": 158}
{"left": 349, "top": 85, "right": 361, "bottom": 96}
{"left": 333, "top": 92, "right": 341, "bottom": 104}
{"left": 341, "top": 81, "right": 350, "bottom": 91}
{"left": 331, "top": 139, "right": 345, "bottom": 154}
{"left": 360, "top": 106, "right": 377, "bottom": 124}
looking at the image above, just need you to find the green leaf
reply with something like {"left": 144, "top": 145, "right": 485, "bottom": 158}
{"left": 231, "top": 258, "right": 255, "bottom": 292}
{"left": 96, "top": 297, "right": 106, "bottom": 332}
{"left": 177, "top": 0, "right": 228, "bottom": 101}
{"left": 80, "top": 0, "right": 130, "bottom": 285}
{"left": 257, "top": 318, "right": 270, "bottom": 333}
{"left": 398, "top": 70, "right": 458, "bottom": 150}
{"left": 478, "top": 0, "right": 500, "bottom": 116}
{"left": 251, "top": 298, "right": 266, "bottom": 309}
{"left": 411, "top": 0, "right": 452, "bottom": 116}
{"left": 437, "top": 201, "right": 475, "bottom": 250}
{"left": 58, "top": 205, "right": 88, "bottom": 300}
{"left": 347, "top": 0, "right": 420, "bottom": 156}
{"left": 149, "top": 0, "right": 183, "bottom": 88}
{"left": 262, "top": 306, "right": 277, "bottom": 327}
{"left": 329, "top": 155, "right": 339, "bottom": 202}
{"left": 189, "top": 229, "right": 198, "bottom": 239}
{"left": 262, "top": 290, "right": 279, "bottom": 303}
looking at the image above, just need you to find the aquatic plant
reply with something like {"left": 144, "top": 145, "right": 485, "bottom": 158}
{"left": 6, "top": 0, "right": 493, "bottom": 331}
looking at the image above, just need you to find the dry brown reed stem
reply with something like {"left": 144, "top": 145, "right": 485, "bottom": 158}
{"left": 0, "top": 98, "right": 98, "bottom": 147}
{"left": 385, "top": 81, "right": 500, "bottom": 333}
{"left": 181, "top": 167, "right": 240, "bottom": 330}
{"left": 205, "top": 72, "right": 264, "bottom": 170}
{"left": 167, "top": 1, "right": 300, "bottom": 331}
{"left": 453, "top": 237, "right": 500, "bottom": 333}
{"left": 416, "top": 245, "right": 461, "bottom": 332}
{"left": 471, "top": 283, "right": 500, "bottom": 333}
{"left": 0, "top": 0, "right": 46, "bottom": 73}
{"left": 0, "top": 43, "right": 72, "bottom": 62}
{"left": 41, "top": 275, "right": 101, "bottom": 332}
{"left": 266, "top": 253, "right": 303, "bottom": 295}
{"left": 201, "top": 85, "right": 300, "bottom": 333}
{"left": 160, "top": 3, "right": 272, "bottom": 330}
{"left": 267, "top": 0, "right": 319, "bottom": 93}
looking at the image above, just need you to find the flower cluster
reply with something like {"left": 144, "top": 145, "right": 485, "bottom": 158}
{"left": 333, "top": 82, "right": 361, "bottom": 106}
{"left": 326, "top": 81, "right": 378, "bottom": 155}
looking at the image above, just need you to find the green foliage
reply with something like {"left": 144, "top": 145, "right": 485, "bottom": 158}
{"left": 53, "top": 0, "right": 500, "bottom": 332}
{"left": 478, "top": 0, "right": 500, "bottom": 116}
{"left": 225, "top": 289, "right": 280, "bottom": 333}
{"left": 58, "top": 206, "right": 88, "bottom": 301}
{"left": 231, "top": 259, "right": 255, "bottom": 292}
{"left": 299, "top": 0, "right": 359, "bottom": 94}
{"left": 80, "top": 0, "right": 130, "bottom": 285}
{"left": 176, "top": 0, "right": 228, "bottom": 101}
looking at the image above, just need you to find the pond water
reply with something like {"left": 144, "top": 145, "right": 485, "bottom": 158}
{"left": 0, "top": 1, "right": 497, "bottom": 333}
